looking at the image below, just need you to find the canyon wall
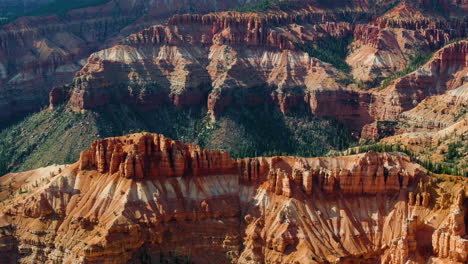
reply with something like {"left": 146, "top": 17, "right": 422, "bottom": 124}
{"left": 57, "top": 1, "right": 467, "bottom": 133}
{"left": 1, "top": 0, "right": 467, "bottom": 133}
{"left": 0, "top": 133, "right": 466, "bottom": 263}
{"left": 369, "top": 39, "right": 468, "bottom": 122}
{"left": 0, "top": 0, "right": 259, "bottom": 121}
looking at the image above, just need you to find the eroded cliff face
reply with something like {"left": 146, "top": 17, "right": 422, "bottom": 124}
{"left": 1, "top": 0, "right": 467, "bottom": 133}
{"left": 0, "top": 0, "right": 260, "bottom": 121}
{"left": 56, "top": 1, "right": 467, "bottom": 133}
{"left": 66, "top": 10, "right": 351, "bottom": 113}
{"left": 358, "top": 49, "right": 467, "bottom": 173}
{"left": 369, "top": 39, "right": 468, "bottom": 122}
{"left": 363, "top": 84, "right": 468, "bottom": 142}
{"left": 0, "top": 133, "right": 466, "bottom": 264}
{"left": 369, "top": 84, "right": 468, "bottom": 173}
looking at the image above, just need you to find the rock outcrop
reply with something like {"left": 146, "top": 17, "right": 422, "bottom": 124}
{"left": 358, "top": 80, "right": 467, "bottom": 177}
{"left": 58, "top": 2, "right": 466, "bottom": 133}
{"left": 78, "top": 133, "right": 236, "bottom": 178}
{"left": 66, "top": 9, "right": 353, "bottom": 114}
{"left": 432, "top": 190, "right": 468, "bottom": 263}
{"left": 0, "top": 133, "right": 466, "bottom": 264}
{"left": 0, "top": 0, "right": 263, "bottom": 120}
{"left": 369, "top": 39, "right": 468, "bottom": 122}
{"left": 348, "top": 1, "right": 467, "bottom": 81}
{"left": 238, "top": 153, "right": 424, "bottom": 195}
{"left": 360, "top": 39, "right": 468, "bottom": 141}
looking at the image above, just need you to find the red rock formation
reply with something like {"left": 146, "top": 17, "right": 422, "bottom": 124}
{"left": 0, "top": 133, "right": 466, "bottom": 263}
{"left": 48, "top": 85, "right": 71, "bottom": 109}
{"left": 370, "top": 40, "right": 468, "bottom": 122}
{"left": 57, "top": 1, "right": 466, "bottom": 134}
{"left": 239, "top": 152, "right": 424, "bottom": 195}
{"left": 432, "top": 189, "right": 468, "bottom": 262}
{"left": 365, "top": 82, "right": 467, "bottom": 139}
{"left": 79, "top": 133, "right": 236, "bottom": 178}
{"left": 67, "top": 9, "right": 354, "bottom": 113}
{"left": 0, "top": 0, "right": 266, "bottom": 121}
{"left": 355, "top": 43, "right": 468, "bottom": 173}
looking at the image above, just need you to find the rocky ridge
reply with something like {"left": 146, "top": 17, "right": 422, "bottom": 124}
{"left": 369, "top": 39, "right": 468, "bottom": 122}
{"left": 0, "top": 0, "right": 261, "bottom": 121}
{"left": 54, "top": 2, "right": 467, "bottom": 133}
{"left": 78, "top": 133, "right": 236, "bottom": 178}
{"left": 376, "top": 85, "right": 467, "bottom": 172}
{"left": 0, "top": 133, "right": 466, "bottom": 263}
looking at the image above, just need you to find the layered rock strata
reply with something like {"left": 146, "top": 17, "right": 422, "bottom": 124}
{"left": 0, "top": 0, "right": 262, "bottom": 120}
{"left": 369, "top": 39, "right": 468, "bottom": 121}
{"left": 362, "top": 80, "right": 467, "bottom": 175}
{"left": 60, "top": 2, "right": 467, "bottom": 133}
{"left": 78, "top": 133, "right": 236, "bottom": 178}
{"left": 0, "top": 133, "right": 466, "bottom": 263}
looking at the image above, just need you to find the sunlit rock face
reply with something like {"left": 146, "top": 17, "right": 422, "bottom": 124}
{"left": 59, "top": 1, "right": 467, "bottom": 133}
{"left": 0, "top": 133, "right": 466, "bottom": 264}
{"left": 368, "top": 40, "right": 468, "bottom": 122}
{"left": 1, "top": 1, "right": 468, "bottom": 263}
{"left": 0, "top": 0, "right": 260, "bottom": 121}
{"left": 2, "top": 0, "right": 466, "bottom": 135}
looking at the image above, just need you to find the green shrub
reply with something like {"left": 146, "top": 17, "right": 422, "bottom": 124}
{"left": 0, "top": 103, "right": 356, "bottom": 174}
{"left": 295, "top": 36, "right": 353, "bottom": 73}
{"left": 380, "top": 51, "right": 433, "bottom": 88}
{"left": 444, "top": 141, "right": 464, "bottom": 163}
{"left": 0, "top": 106, "right": 99, "bottom": 175}
{"left": 337, "top": 78, "right": 354, "bottom": 86}
{"left": 234, "top": 0, "right": 298, "bottom": 12}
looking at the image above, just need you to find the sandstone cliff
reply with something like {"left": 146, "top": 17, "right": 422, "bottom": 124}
{"left": 0, "top": 133, "right": 466, "bottom": 263}
{"left": 373, "top": 84, "right": 468, "bottom": 173}
{"left": 55, "top": 2, "right": 466, "bottom": 131}
{"left": 56, "top": 1, "right": 467, "bottom": 133}
{"left": 0, "top": 0, "right": 261, "bottom": 121}
{"left": 1, "top": 0, "right": 467, "bottom": 132}
{"left": 369, "top": 39, "right": 468, "bottom": 122}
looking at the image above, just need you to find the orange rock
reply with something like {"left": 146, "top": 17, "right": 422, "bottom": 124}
{"left": 1, "top": 135, "right": 467, "bottom": 264}
{"left": 78, "top": 133, "right": 236, "bottom": 179}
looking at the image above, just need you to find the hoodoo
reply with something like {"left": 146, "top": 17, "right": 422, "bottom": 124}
{"left": 0, "top": 133, "right": 466, "bottom": 263}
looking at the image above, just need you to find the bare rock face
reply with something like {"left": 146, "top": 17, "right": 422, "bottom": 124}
{"left": 361, "top": 39, "right": 468, "bottom": 140}
{"left": 365, "top": 83, "right": 468, "bottom": 174}
{"left": 239, "top": 153, "right": 424, "bottom": 195}
{"left": 0, "top": 0, "right": 263, "bottom": 121}
{"left": 67, "top": 10, "right": 351, "bottom": 115}
{"left": 48, "top": 85, "right": 72, "bottom": 109}
{"left": 58, "top": 1, "right": 466, "bottom": 133}
{"left": 398, "top": 85, "right": 468, "bottom": 132}
{"left": 431, "top": 189, "right": 468, "bottom": 262}
{"left": 79, "top": 133, "right": 236, "bottom": 178}
{"left": 0, "top": 133, "right": 467, "bottom": 264}
{"left": 347, "top": 1, "right": 466, "bottom": 82}
{"left": 369, "top": 40, "right": 468, "bottom": 122}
